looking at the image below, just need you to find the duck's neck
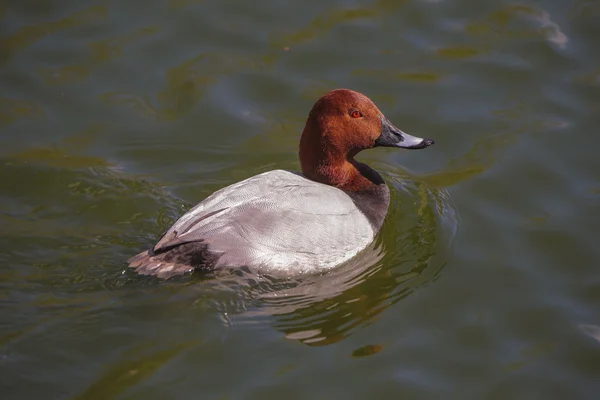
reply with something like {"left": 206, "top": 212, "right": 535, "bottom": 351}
{"left": 301, "top": 151, "right": 380, "bottom": 190}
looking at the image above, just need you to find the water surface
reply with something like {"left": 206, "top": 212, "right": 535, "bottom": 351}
{"left": 1, "top": 0, "right": 600, "bottom": 398}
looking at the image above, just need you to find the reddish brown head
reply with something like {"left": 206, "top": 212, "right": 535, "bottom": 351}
{"left": 299, "top": 89, "right": 434, "bottom": 191}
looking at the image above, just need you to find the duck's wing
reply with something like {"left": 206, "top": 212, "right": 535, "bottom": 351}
{"left": 150, "top": 170, "right": 311, "bottom": 253}
{"left": 131, "top": 170, "right": 375, "bottom": 276}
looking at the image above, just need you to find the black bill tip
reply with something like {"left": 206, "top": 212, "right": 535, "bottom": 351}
{"left": 406, "top": 138, "right": 435, "bottom": 149}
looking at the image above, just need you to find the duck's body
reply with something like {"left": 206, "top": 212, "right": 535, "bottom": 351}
{"left": 129, "top": 89, "right": 433, "bottom": 278}
{"left": 129, "top": 169, "right": 388, "bottom": 278}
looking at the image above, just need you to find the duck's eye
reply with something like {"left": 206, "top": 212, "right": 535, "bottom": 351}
{"left": 350, "top": 110, "right": 363, "bottom": 118}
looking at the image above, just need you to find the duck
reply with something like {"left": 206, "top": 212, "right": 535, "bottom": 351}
{"left": 128, "top": 89, "right": 434, "bottom": 278}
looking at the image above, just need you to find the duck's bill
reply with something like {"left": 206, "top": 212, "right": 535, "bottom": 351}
{"left": 375, "top": 116, "right": 434, "bottom": 150}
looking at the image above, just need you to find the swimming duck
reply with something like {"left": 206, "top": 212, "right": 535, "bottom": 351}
{"left": 128, "top": 89, "right": 434, "bottom": 278}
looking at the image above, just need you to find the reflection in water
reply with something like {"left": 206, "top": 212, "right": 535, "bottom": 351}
{"left": 6, "top": 124, "right": 108, "bottom": 168}
{"left": 173, "top": 175, "right": 457, "bottom": 347}
{"left": 0, "top": 97, "right": 45, "bottom": 128}
{"left": 422, "top": 99, "right": 567, "bottom": 189}
{"left": 103, "top": 52, "right": 274, "bottom": 122}
{"left": 156, "top": 53, "right": 234, "bottom": 120}
{"left": 97, "top": 2, "right": 425, "bottom": 124}
{"left": 0, "top": 5, "right": 107, "bottom": 62}
{"left": 168, "top": 0, "right": 206, "bottom": 9}
{"left": 466, "top": 4, "right": 568, "bottom": 49}
{"left": 271, "top": 8, "right": 377, "bottom": 47}
{"left": 421, "top": 130, "right": 515, "bottom": 188}
{"left": 580, "top": 324, "right": 600, "bottom": 345}
{"left": 353, "top": 68, "right": 445, "bottom": 84}
{"left": 436, "top": 45, "right": 487, "bottom": 59}
{"left": 269, "top": 0, "right": 411, "bottom": 50}
{"left": 72, "top": 340, "right": 201, "bottom": 400}
{"left": 351, "top": 344, "right": 384, "bottom": 358}
{"left": 247, "top": 240, "right": 387, "bottom": 346}
{"left": 38, "top": 26, "right": 160, "bottom": 85}
{"left": 501, "top": 342, "right": 556, "bottom": 373}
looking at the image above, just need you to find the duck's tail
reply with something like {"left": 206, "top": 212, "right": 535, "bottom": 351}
{"left": 127, "top": 250, "right": 195, "bottom": 279}
{"left": 127, "top": 242, "right": 218, "bottom": 279}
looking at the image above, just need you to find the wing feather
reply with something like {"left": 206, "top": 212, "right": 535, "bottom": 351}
{"left": 149, "top": 170, "right": 374, "bottom": 272}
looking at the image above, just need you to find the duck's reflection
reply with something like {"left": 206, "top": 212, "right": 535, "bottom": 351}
{"left": 246, "top": 241, "right": 386, "bottom": 345}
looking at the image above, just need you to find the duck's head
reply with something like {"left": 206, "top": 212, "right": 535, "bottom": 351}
{"left": 299, "top": 89, "right": 434, "bottom": 187}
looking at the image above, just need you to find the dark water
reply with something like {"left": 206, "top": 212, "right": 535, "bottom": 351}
{"left": 1, "top": 0, "right": 599, "bottom": 398}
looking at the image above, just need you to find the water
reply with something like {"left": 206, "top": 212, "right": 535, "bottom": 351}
{"left": 1, "top": 0, "right": 599, "bottom": 398}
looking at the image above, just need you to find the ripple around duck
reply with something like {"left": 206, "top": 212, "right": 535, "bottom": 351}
{"left": 161, "top": 167, "right": 458, "bottom": 347}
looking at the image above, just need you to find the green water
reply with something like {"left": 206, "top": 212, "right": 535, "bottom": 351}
{"left": 1, "top": 0, "right": 599, "bottom": 398}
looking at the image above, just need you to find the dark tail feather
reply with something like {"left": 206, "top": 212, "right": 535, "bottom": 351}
{"left": 127, "top": 250, "right": 194, "bottom": 279}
